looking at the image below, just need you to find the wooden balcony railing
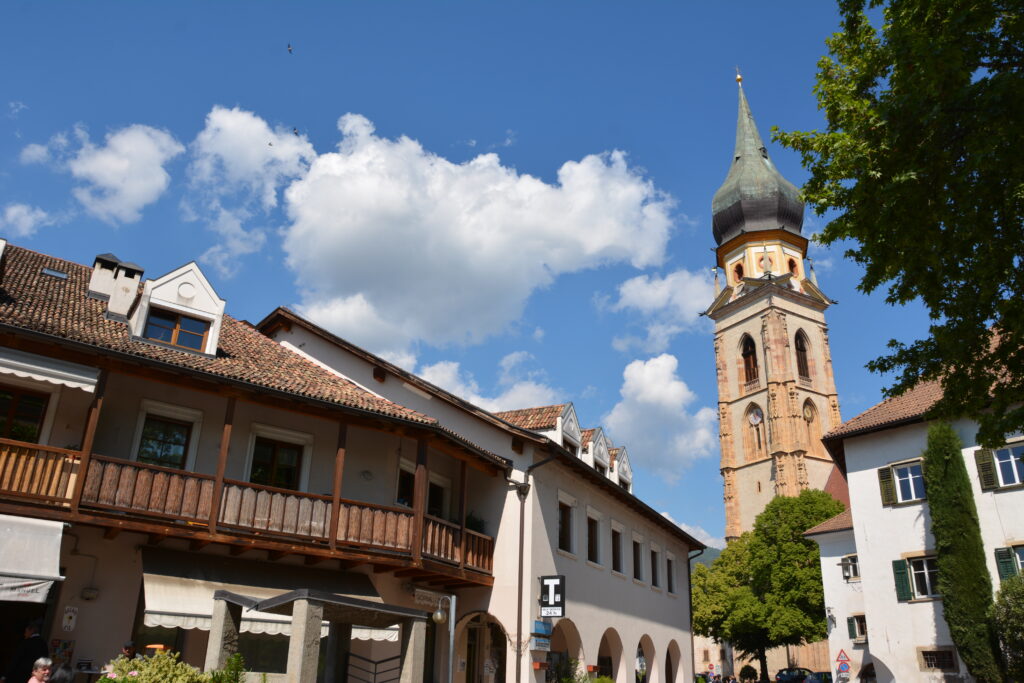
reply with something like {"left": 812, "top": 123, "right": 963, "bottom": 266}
{"left": 0, "top": 441, "right": 489, "bottom": 573}
{"left": 0, "top": 438, "right": 80, "bottom": 505}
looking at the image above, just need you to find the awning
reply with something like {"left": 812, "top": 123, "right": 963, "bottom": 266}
{"left": 140, "top": 549, "right": 397, "bottom": 640}
{"left": 0, "top": 348, "right": 100, "bottom": 392}
{"left": 0, "top": 514, "right": 64, "bottom": 603}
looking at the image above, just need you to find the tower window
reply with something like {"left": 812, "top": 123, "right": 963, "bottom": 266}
{"left": 795, "top": 331, "right": 811, "bottom": 380}
{"left": 733, "top": 262, "right": 744, "bottom": 283}
{"left": 741, "top": 335, "right": 759, "bottom": 383}
{"left": 788, "top": 258, "right": 798, "bottom": 277}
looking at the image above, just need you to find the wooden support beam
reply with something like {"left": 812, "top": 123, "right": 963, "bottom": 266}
{"left": 458, "top": 460, "right": 467, "bottom": 569}
{"left": 71, "top": 370, "right": 108, "bottom": 514}
{"left": 189, "top": 539, "right": 210, "bottom": 552}
{"left": 147, "top": 533, "right": 167, "bottom": 546}
{"left": 304, "top": 555, "right": 327, "bottom": 566}
{"left": 268, "top": 550, "right": 291, "bottom": 561}
{"left": 209, "top": 396, "right": 236, "bottom": 534}
{"left": 373, "top": 564, "right": 399, "bottom": 574}
{"left": 229, "top": 545, "right": 251, "bottom": 557}
{"left": 102, "top": 527, "right": 120, "bottom": 540}
{"left": 328, "top": 422, "right": 348, "bottom": 550}
{"left": 411, "top": 437, "right": 428, "bottom": 564}
{"left": 393, "top": 568, "right": 431, "bottom": 578}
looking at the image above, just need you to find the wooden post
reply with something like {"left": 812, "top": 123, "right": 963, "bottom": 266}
{"left": 71, "top": 369, "right": 107, "bottom": 513}
{"left": 411, "top": 437, "right": 428, "bottom": 563}
{"left": 209, "top": 396, "right": 236, "bottom": 534}
{"left": 328, "top": 422, "right": 348, "bottom": 550}
{"left": 458, "top": 460, "right": 467, "bottom": 568}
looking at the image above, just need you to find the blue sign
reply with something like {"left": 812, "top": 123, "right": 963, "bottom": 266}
{"left": 837, "top": 662, "right": 850, "bottom": 674}
{"left": 533, "top": 620, "right": 553, "bottom": 636}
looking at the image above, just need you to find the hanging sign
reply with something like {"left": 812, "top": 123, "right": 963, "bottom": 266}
{"left": 539, "top": 575, "right": 565, "bottom": 617}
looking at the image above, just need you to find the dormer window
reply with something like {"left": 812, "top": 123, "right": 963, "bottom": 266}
{"left": 144, "top": 309, "right": 210, "bottom": 351}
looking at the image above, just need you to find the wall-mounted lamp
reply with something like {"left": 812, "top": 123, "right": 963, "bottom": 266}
{"left": 432, "top": 594, "right": 456, "bottom": 683}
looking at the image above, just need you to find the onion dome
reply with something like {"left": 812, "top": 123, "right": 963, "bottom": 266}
{"left": 711, "top": 79, "right": 804, "bottom": 246}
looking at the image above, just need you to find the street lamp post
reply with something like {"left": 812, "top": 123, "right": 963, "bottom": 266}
{"left": 432, "top": 594, "right": 457, "bottom": 683}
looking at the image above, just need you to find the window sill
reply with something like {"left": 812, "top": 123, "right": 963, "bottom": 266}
{"left": 650, "top": 585, "right": 662, "bottom": 593}
{"left": 853, "top": 637, "right": 868, "bottom": 645}
{"left": 666, "top": 590, "right": 677, "bottom": 598}
{"left": 988, "top": 482, "right": 1024, "bottom": 493}
{"left": 907, "top": 596, "right": 941, "bottom": 604}
{"left": 633, "top": 578, "right": 646, "bottom": 587}
{"left": 611, "top": 570, "right": 626, "bottom": 580}
{"left": 557, "top": 548, "right": 577, "bottom": 561}
{"left": 884, "top": 498, "right": 926, "bottom": 508}
{"left": 843, "top": 577, "right": 862, "bottom": 583}
{"left": 586, "top": 560, "right": 603, "bottom": 571}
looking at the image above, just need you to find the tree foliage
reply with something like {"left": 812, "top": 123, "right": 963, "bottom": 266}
{"left": 993, "top": 575, "right": 1024, "bottom": 680}
{"left": 775, "top": 0, "right": 1024, "bottom": 446}
{"left": 691, "top": 490, "right": 844, "bottom": 682}
{"left": 921, "top": 422, "right": 1002, "bottom": 680}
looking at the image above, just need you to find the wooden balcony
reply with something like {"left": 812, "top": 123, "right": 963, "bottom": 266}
{"left": 0, "top": 440, "right": 495, "bottom": 582}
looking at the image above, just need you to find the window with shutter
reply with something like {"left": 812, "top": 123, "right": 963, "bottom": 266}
{"left": 974, "top": 448, "right": 999, "bottom": 490}
{"left": 995, "top": 547, "right": 1019, "bottom": 581}
{"left": 892, "top": 559, "right": 913, "bottom": 601}
{"left": 878, "top": 467, "right": 897, "bottom": 505}
{"left": 847, "top": 617, "right": 857, "bottom": 639}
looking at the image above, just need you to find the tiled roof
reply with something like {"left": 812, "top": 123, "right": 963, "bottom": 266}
{"left": 0, "top": 245, "right": 433, "bottom": 425}
{"left": 804, "top": 508, "right": 853, "bottom": 536}
{"left": 824, "top": 380, "right": 943, "bottom": 440}
{"left": 580, "top": 428, "right": 595, "bottom": 448}
{"left": 494, "top": 404, "right": 566, "bottom": 431}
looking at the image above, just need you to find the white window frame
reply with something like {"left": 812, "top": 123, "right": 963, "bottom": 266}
{"left": 909, "top": 556, "right": 939, "bottom": 598}
{"left": 245, "top": 422, "right": 313, "bottom": 492}
{"left": 396, "top": 458, "right": 452, "bottom": 519}
{"left": 893, "top": 460, "right": 926, "bottom": 502}
{"left": 851, "top": 614, "right": 867, "bottom": 642}
{"left": 585, "top": 506, "right": 603, "bottom": 566}
{"left": 994, "top": 444, "right": 1024, "bottom": 487}
{"left": 666, "top": 552, "right": 677, "bottom": 594}
{"left": 131, "top": 399, "right": 204, "bottom": 471}
{"left": 632, "top": 532, "right": 645, "bottom": 583}
{"left": 842, "top": 553, "right": 860, "bottom": 581}
{"left": 610, "top": 519, "right": 625, "bottom": 576}
{"left": 557, "top": 490, "right": 577, "bottom": 556}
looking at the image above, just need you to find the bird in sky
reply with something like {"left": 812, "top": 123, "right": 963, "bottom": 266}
{"left": 287, "top": 43, "right": 293, "bottom": 54}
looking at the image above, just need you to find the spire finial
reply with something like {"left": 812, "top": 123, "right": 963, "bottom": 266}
{"left": 735, "top": 66, "right": 743, "bottom": 85}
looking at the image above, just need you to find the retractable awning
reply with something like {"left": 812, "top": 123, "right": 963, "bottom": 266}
{"left": 141, "top": 549, "right": 398, "bottom": 640}
{"left": 0, "top": 514, "right": 64, "bottom": 603}
{"left": 0, "top": 348, "right": 100, "bottom": 392}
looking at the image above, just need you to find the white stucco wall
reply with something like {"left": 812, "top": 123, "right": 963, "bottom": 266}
{"left": 812, "top": 529, "right": 866, "bottom": 679}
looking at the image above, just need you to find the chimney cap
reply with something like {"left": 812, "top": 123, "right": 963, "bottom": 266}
{"left": 117, "top": 261, "right": 144, "bottom": 276}
{"left": 93, "top": 253, "right": 121, "bottom": 267}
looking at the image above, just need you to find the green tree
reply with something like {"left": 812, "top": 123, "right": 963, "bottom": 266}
{"left": 993, "top": 575, "right": 1024, "bottom": 680}
{"left": 922, "top": 422, "right": 1003, "bottom": 680}
{"left": 691, "top": 490, "right": 844, "bottom": 682}
{"left": 775, "top": 0, "right": 1024, "bottom": 447}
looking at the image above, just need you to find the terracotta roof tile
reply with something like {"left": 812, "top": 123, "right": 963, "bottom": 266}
{"left": 824, "top": 380, "right": 943, "bottom": 440}
{"left": 580, "top": 428, "right": 595, "bottom": 448}
{"left": 494, "top": 404, "right": 567, "bottom": 431}
{"left": 0, "top": 246, "right": 433, "bottom": 425}
{"left": 804, "top": 508, "right": 853, "bottom": 536}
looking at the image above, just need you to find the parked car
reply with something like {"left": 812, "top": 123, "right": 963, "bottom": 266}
{"left": 775, "top": 668, "right": 813, "bottom": 682}
{"left": 805, "top": 674, "right": 833, "bottom": 683}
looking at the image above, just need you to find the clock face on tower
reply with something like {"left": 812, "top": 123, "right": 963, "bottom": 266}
{"left": 803, "top": 404, "right": 814, "bottom": 421}
{"left": 748, "top": 407, "right": 764, "bottom": 425}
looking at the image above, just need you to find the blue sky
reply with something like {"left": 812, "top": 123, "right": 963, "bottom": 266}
{"left": 0, "top": 2, "right": 929, "bottom": 547}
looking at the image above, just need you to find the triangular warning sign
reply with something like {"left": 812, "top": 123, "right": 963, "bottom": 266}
{"left": 836, "top": 649, "right": 850, "bottom": 663}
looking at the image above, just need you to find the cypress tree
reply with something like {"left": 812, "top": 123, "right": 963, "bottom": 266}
{"left": 922, "top": 422, "right": 1002, "bottom": 681}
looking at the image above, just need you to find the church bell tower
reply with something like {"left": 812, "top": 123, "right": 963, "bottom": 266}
{"left": 705, "top": 76, "right": 843, "bottom": 542}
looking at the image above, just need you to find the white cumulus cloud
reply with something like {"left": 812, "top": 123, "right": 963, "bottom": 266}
{"left": 187, "top": 106, "right": 316, "bottom": 276}
{"left": 661, "top": 512, "right": 725, "bottom": 549}
{"left": 67, "top": 124, "right": 184, "bottom": 224}
{"left": 0, "top": 203, "right": 54, "bottom": 237}
{"left": 283, "top": 113, "right": 675, "bottom": 359}
{"left": 420, "top": 352, "right": 560, "bottom": 413}
{"left": 610, "top": 269, "right": 715, "bottom": 352}
{"left": 602, "top": 354, "right": 717, "bottom": 483}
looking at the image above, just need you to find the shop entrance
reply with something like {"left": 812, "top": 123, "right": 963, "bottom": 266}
{"left": 464, "top": 615, "right": 506, "bottom": 683}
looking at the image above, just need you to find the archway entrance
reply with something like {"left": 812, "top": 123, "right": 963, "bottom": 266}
{"left": 635, "top": 635, "right": 655, "bottom": 683}
{"left": 597, "top": 628, "right": 622, "bottom": 681}
{"left": 462, "top": 614, "right": 507, "bottom": 683}
{"left": 547, "top": 619, "right": 584, "bottom": 682}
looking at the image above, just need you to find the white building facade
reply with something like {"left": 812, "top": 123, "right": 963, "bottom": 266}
{"left": 807, "top": 382, "right": 1024, "bottom": 682}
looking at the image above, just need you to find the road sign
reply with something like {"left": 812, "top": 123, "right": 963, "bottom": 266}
{"left": 836, "top": 649, "right": 850, "bottom": 663}
{"left": 539, "top": 575, "right": 565, "bottom": 617}
{"left": 837, "top": 662, "right": 850, "bottom": 674}
{"left": 530, "top": 637, "right": 551, "bottom": 652}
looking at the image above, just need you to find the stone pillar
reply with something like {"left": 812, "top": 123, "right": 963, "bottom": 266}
{"left": 204, "top": 599, "right": 242, "bottom": 672}
{"left": 400, "top": 618, "right": 427, "bottom": 683}
{"left": 324, "top": 622, "right": 352, "bottom": 683}
{"left": 286, "top": 598, "right": 324, "bottom": 683}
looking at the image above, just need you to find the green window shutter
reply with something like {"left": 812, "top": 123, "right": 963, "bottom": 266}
{"left": 975, "top": 449, "right": 999, "bottom": 490}
{"left": 995, "top": 547, "right": 1019, "bottom": 581}
{"left": 878, "top": 466, "right": 897, "bottom": 505}
{"left": 847, "top": 617, "right": 857, "bottom": 639}
{"left": 892, "top": 559, "right": 912, "bottom": 601}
